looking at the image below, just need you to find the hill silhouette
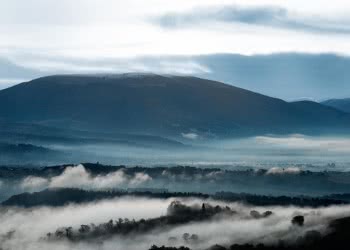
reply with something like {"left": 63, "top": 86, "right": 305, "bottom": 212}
{"left": 0, "top": 74, "right": 349, "bottom": 137}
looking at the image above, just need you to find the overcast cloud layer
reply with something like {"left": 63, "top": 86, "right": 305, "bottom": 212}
{"left": 2, "top": 0, "right": 350, "bottom": 59}
{"left": 1, "top": 0, "right": 350, "bottom": 99}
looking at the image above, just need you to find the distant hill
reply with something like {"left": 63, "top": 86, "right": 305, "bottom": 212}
{"left": 0, "top": 74, "right": 349, "bottom": 138}
{"left": 0, "top": 142, "right": 62, "bottom": 165}
{"left": 322, "top": 98, "right": 350, "bottom": 113}
{"left": 2, "top": 188, "right": 347, "bottom": 207}
{"left": 0, "top": 143, "right": 52, "bottom": 154}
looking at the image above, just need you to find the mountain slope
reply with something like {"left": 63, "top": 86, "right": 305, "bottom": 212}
{"left": 322, "top": 98, "right": 350, "bottom": 113}
{"left": 0, "top": 74, "right": 349, "bottom": 137}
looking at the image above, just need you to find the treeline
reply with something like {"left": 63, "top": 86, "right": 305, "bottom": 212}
{"left": 149, "top": 216, "right": 350, "bottom": 250}
{"left": 2, "top": 188, "right": 348, "bottom": 207}
{"left": 2, "top": 162, "right": 350, "bottom": 196}
{"left": 1, "top": 188, "right": 209, "bottom": 207}
{"left": 46, "top": 201, "right": 238, "bottom": 241}
{"left": 214, "top": 192, "right": 348, "bottom": 207}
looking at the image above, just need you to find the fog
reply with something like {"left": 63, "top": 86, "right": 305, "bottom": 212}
{"left": 1, "top": 197, "right": 350, "bottom": 250}
{"left": 0, "top": 197, "right": 169, "bottom": 250}
{"left": 0, "top": 165, "right": 155, "bottom": 202}
{"left": 46, "top": 164, "right": 152, "bottom": 190}
{"left": 2, "top": 134, "right": 350, "bottom": 204}
{"left": 6, "top": 164, "right": 152, "bottom": 193}
{"left": 1, "top": 161, "right": 350, "bottom": 203}
{"left": 42, "top": 135, "right": 350, "bottom": 171}
{"left": 3, "top": 133, "right": 350, "bottom": 171}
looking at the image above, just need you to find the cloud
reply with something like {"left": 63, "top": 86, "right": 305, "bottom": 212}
{"left": 20, "top": 164, "right": 152, "bottom": 191}
{"left": 2, "top": 0, "right": 350, "bottom": 67}
{"left": 49, "top": 165, "right": 127, "bottom": 189}
{"left": 156, "top": 5, "right": 350, "bottom": 35}
{"left": 255, "top": 135, "right": 350, "bottom": 153}
{"left": 129, "top": 173, "right": 153, "bottom": 186}
{"left": 181, "top": 132, "right": 199, "bottom": 140}
{"left": 20, "top": 176, "right": 49, "bottom": 190}
{"left": 14, "top": 57, "right": 211, "bottom": 75}
{"left": 0, "top": 56, "right": 211, "bottom": 90}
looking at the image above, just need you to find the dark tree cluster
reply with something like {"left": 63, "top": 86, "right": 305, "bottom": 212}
{"left": 249, "top": 210, "right": 273, "bottom": 219}
{"left": 291, "top": 216, "right": 304, "bottom": 226}
{"left": 150, "top": 246, "right": 190, "bottom": 250}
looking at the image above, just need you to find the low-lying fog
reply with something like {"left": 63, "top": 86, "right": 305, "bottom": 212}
{"left": 2, "top": 162, "right": 350, "bottom": 202}
{"left": 2, "top": 134, "right": 350, "bottom": 249}
{"left": 1, "top": 197, "right": 350, "bottom": 250}
{"left": 34, "top": 134, "right": 350, "bottom": 171}
{"left": 3, "top": 133, "right": 350, "bottom": 170}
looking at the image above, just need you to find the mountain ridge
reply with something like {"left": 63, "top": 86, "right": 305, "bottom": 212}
{"left": 322, "top": 98, "right": 350, "bottom": 113}
{"left": 0, "top": 74, "right": 349, "bottom": 138}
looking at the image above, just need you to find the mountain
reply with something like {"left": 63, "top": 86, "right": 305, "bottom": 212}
{"left": 0, "top": 73, "right": 349, "bottom": 138}
{"left": 322, "top": 98, "right": 350, "bottom": 113}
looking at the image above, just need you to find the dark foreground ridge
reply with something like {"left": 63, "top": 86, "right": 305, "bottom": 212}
{"left": 150, "top": 217, "right": 350, "bottom": 250}
{"left": 41, "top": 201, "right": 350, "bottom": 250}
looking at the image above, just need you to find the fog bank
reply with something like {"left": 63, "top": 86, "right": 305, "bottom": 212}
{"left": 1, "top": 197, "right": 350, "bottom": 250}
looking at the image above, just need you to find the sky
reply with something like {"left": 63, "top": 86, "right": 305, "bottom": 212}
{"left": 1, "top": 0, "right": 350, "bottom": 100}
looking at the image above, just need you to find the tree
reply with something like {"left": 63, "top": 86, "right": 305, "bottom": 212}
{"left": 292, "top": 215, "right": 304, "bottom": 226}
